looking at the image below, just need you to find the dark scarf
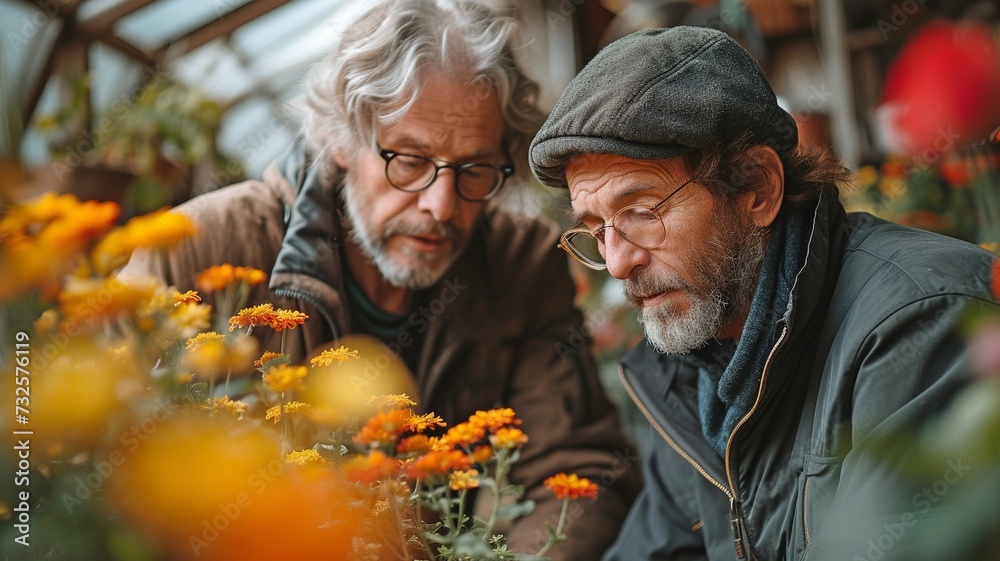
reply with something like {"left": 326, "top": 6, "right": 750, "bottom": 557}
{"left": 689, "top": 207, "right": 807, "bottom": 458}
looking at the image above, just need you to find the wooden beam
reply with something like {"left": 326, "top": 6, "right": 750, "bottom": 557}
{"left": 96, "top": 33, "right": 155, "bottom": 67}
{"left": 150, "top": 0, "right": 296, "bottom": 62}
{"left": 77, "top": 0, "right": 157, "bottom": 36}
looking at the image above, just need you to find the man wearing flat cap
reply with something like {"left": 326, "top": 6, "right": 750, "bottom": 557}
{"left": 530, "top": 26, "right": 999, "bottom": 560}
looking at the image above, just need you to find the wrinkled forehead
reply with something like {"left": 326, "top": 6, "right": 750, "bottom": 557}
{"left": 565, "top": 153, "right": 691, "bottom": 220}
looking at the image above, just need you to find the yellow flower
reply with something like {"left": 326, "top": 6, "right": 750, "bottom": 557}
{"left": 285, "top": 449, "right": 329, "bottom": 466}
{"left": 310, "top": 345, "right": 360, "bottom": 367}
{"left": 172, "top": 290, "right": 201, "bottom": 305}
{"left": 490, "top": 427, "right": 528, "bottom": 450}
{"left": 265, "top": 401, "right": 313, "bottom": 423}
{"left": 34, "top": 309, "right": 58, "bottom": 337}
{"left": 58, "top": 276, "right": 160, "bottom": 327}
{"left": 368, "top": 393, "right": 417, "bottom": 409}
{"left": 92, "top": 208, "right": 194, "bottom": 274}
{"left": 175, "top": 372, "right": 194, "bottom": 384}
{"left": 448, "top": 469, "right": 480, "bottom": 491}
{"left": 229, "top": 303, "right": 278, "bottom": 331}
{"left": 470, "top": 408, "right": 520, "bottom": 432}
{"left": 372, "top": 499, "right": 390, "bottom": 516}
{"left": 269, "top": 308, "right": 308, "bottom": 331}
{"left": 543, "top": 473, "right": 599, "bottom": 501}
{"left": 183, "top": 334, "right": 258, "bottom": 381}
{"left": 185, "top": 331, "right": 225, "bottom": 350}
{"left": 205, "top": 397, "right": 248, "bottom": 419}
{"left": 263, "top": 364, "right": 309, "bottom": 393}
{"left": 169, "top": 302, "right": 212, "bottom": 338}
{"left": 406, "top": 412, "right": 446, "bottom": 433}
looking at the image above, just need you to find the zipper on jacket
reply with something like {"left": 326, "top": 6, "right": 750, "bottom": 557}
{"left": 273, "top": 287, "right": 340, "bottom": 340}
{"left": 730, "top": 497, "right": 751, "bottom": 561}
{"left": 618, "top": 366, "right": 732, "bottom": 498}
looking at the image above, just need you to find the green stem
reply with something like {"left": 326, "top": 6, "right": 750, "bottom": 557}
{"left": 484, "top": 456, "right": 508, "bottom": 535}
{"left": 535, "top": 499, "right": 570, "bottom": 558}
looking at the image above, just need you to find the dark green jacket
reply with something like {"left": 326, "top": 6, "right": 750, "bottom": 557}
{"left": 605, "top": 194, "right": 998, "bottom": 561}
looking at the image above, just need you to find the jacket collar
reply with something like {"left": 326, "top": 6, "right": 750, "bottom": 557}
{"left": 621, "top": 193, "right": 846, "bottom": 421}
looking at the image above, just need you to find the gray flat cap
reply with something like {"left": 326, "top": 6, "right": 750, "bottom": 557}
{"left": 529, "top": 26, "right": 797, "bottom": 189}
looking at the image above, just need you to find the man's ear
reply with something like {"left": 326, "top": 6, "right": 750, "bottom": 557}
{"left": 741, "top": 145, "right": 785, "bottom": 228}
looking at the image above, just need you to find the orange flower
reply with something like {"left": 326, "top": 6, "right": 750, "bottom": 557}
{"left": 469, "top": 445, "right": 493, "bottom": 465}
{"left": 404, "top": 450, "right": 472, "bottom": 480}
{"left": 344, "top": 451, "right": 400, "bottom": 485}
{"left": 439, "top": 421, "right": 486, "bottom": 449}
{"left": 470, "top": 408, "right": 520, "bottom": 432}
{"left": 543, "top": 473, "right": 599, "bottom": 501}
{"left": 235, "top": 266, "right": 267, "bottom": 286}
{"left": 353, "top": 409, "right": 412, "bottom": 447}
{"left": 992, "top": 260, "right": 1000, "bottom": 301}
{"left": 397, "top": 434, "right": 437, "bottom": 455}
{"left": 229, "top": 303, "right": 278, "bottom": 331}
{"left": 269, "top": 309, "right": 308, "bottom": 331}
{"left": 172, "top": 290, "right": 201, "bottom": 305}
{"left": 262, "top": 364, "right": 309, "bottom": 393}
{"left": 195, "top": 264, "right": 237, "bottom": 293}
{"left": 254, "top": 351, "right": 283, "bottom": 370}
{"left": 58, "top": 276, "right": 159, "bottom": 326}
{"left": 310, "top": 345, "right": 360, "bottom": 367}
{"left": 448, "top": 469, "right": 480, "bottom": 491}
{"left": 490, "top": 427, "right": 528, "bottom": 450}
{"left": 406, "top": 413, "right": 446, "bottom": 433}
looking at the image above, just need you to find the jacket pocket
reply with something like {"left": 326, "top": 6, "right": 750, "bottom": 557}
{"left": 795, "top": 456, "right": 841, "bottom": 561}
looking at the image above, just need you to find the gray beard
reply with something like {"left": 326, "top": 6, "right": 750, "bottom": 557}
{"left": 339, "top": 179, "right": 468, "bottom": 290}
{"left": 625, "top": 208, "right": 768, "bottom": 355}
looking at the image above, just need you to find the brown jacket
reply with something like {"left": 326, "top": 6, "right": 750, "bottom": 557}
{"left": 124, "top": 146, "right": 640, "bottom": 559}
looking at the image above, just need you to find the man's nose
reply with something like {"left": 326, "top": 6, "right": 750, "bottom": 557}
{"left": 604, "top": 231, "right": 648, "bottom": 280}
{"left": 417, "top": 170, "right": 459, "bottom": 222}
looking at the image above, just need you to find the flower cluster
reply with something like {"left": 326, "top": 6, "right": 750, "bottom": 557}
{"left": 0, "top": 192, "right": 600, "bottom": 561}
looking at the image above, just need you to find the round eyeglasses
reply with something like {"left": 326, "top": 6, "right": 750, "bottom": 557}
{"left": 558, "top": 178, "right": 695, "bottom": 270}
{"left": 378, "top": 145, "right": 514, "bottom": 202}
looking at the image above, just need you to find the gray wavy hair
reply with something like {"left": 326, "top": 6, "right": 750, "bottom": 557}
{"left": 301, "top": 0, "right": 544, "bottom": 182}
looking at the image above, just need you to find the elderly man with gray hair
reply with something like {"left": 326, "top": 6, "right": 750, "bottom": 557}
{"left": 531, "top": 26, "right": 999, "bottom": 561}
{"left": 125, "top": 1, "right": 640, "bottom": 558}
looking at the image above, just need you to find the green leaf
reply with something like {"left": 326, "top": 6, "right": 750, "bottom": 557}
{"left": 496, "top": 499, "right": 535, "bottom": 520}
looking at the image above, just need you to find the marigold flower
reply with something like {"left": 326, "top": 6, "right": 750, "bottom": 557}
{"left": 172, "top": 290, "right": 201, "bottom": 305}
{"left": 372, "top": 499, "right": 390, "bottom": 516}
{"left": 185, "top": 331, "right": 225, "bottom": 350}
{"left": 439, "top": 421, "right": 486, "bottom": 449}
{"left": 286, "top": 449, "right": 329, "bottom": 466}
{"left": 490, "top": 427, "right": 528, "bottom": 450}
{"left": 229, "top": 303, "right": 278, "bottom": 331}
{"left": 254, "top": 350, "right": 283, "bottom": 370}
{"left": 183, "top": 334, "right": 257, "bottom": 380}
{"left": 470, "top": 408, "right": 520, "bottom": 432}
{"left": 404, "top": 450, "right": 472, "bottom": 480}
{"left": 449, "top": 469, "right": 480, "bottom": 491}
{"left": 205, "top": 397, "right": 248, "bottom": 419}
{"left": 170, "top": 302, "right": 211, "bottom": 338}
{"left": 92, "top": 208, "right": 194, "bottom": 274}
{"left": 235, "top": 266, "right": 267, "bottom": 286}
{"left": 195, "top": 264, "right": 234, "bottom": 293}
{"left": 368, "top": 393, "right": 417, "bottom": 409}
{"left": 269, "top": 308, "right": 308, "bottom": 331}
{"left": 406, "top": 412, "right": 446, "bottom": 433}
{"left": 354, "top": 409, "right": 412, "bottom": 447}
{"left": 263, "top": 364, "right": 309, "bottom": 393}
{"left": 58, "top": 276, "right": 160, "bottom": 326}
{"left": 543, "top": 473, "right": 599, "bottom": 501}
{"left": 344, "top": 450, "right": 400, "bottom": 485}
{"left": 397, "top": 434, "right": 438, "bottom": 455}
{"left": 469, "top": 445, "right": 493, "bottom": 464}
{"left": 265, "top": 401, "right": 313, "bottom": 423}
{"left": 992, "top": 259, "right": 1000, "bottom": 301}
{"left": 310, "top": 345, "right": 360, "bottom": 367}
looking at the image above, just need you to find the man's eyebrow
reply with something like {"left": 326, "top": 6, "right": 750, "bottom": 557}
{"left": 569, "top": 183, "right": 661, "bottom": 224}
{"left": 385, "top": 134, "right": 499, "bottom": 161}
